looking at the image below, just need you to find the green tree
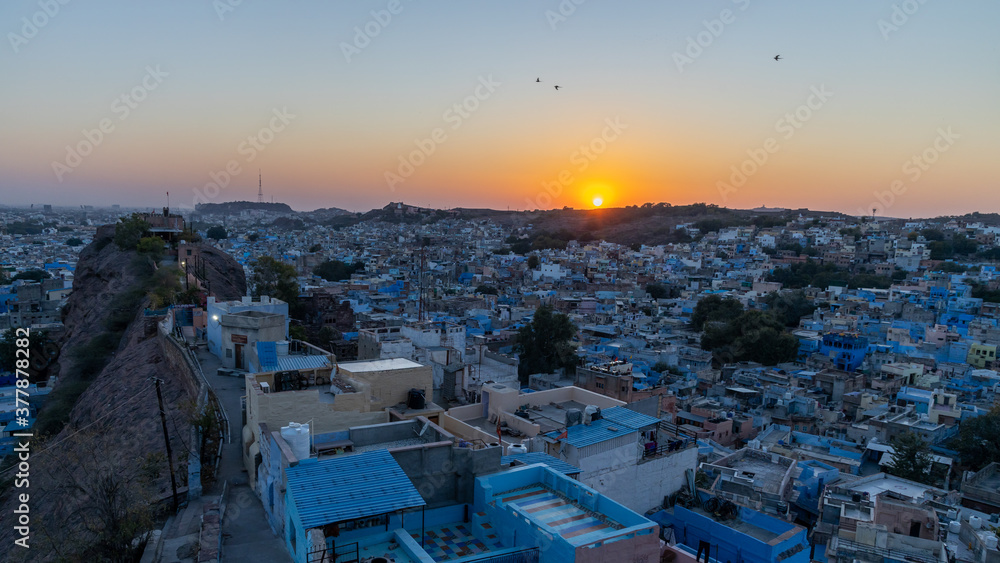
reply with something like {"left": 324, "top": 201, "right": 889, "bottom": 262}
{"left": 701, "top": 310, "right": 799, "bottom": 366}
{"left": 475, "top": 284, "right": 498, "bottom": 295}
{"left": 308, "top": 243, "right": 323, "bottom": 253}
{"left": 247, "top": 233, "right": 260, "bottom": 242}
{"left": 206, "top": 225, "right": 228, "bottom": 240}
{"left": 66, "top": 237, "right": 84, "bottom": 246}
{"left": 949, "top": 406, "right": 1000, "bottom": 471}
{"left": 763, "top": 291, "right": 816, "bottom": 327}
{"left": 313, "top": 260, "right": 363, "bottom": 282}
{"left": 250, "top": 256, "right": 300, "bottom": 307}
{"left": 884, "top": 432, "right": 939, "bottom": 485}
{"left": 920, "top": 229, "right": 945, "bottom": 241}
{"left": 113, "top": 213, "right": 150, "bottom": 250}
{"left": 527, "top": 255, "right": 540, "bottom": 269}
{"left": 690, "top": 295, "right": 744, "bottom": 331}
{"left": 515, "top": 305, "right": 579, "bottom": 383}
{"left": 289, "top": 324, "right": 307, "bottom": 341}
{"left": 929, "top": 241, "right": 954, "bottom": 260}
{"left": 135, "top": 236, "right": 165, "bottom": 260}
{"left": 11, "top": 269, "right": 50, "bottom": 282}
{"left": 646, "top": 282, "right": 671, "bottom": 299}
{"left": 952, "top": 234, "right": 978, "bottom": 256}
{"left": 936, "top": 261, "right": 967, "bottom": 273}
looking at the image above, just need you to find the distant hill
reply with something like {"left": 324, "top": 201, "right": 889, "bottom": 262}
{"left": 195, "top": 201, "right": 293, "bottom": 214}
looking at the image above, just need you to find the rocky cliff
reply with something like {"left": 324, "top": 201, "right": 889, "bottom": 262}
{"left": 0, "top": 227, "right": 247, "bottom": 562}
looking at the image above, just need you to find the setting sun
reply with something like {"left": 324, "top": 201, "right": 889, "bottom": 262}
{"left": 592, "top": 197, "right": 603, "bottom": 207}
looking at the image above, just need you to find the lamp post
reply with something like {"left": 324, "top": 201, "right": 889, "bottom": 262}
{"left": 181, "top": 260, "right": 188, "bottom": 290}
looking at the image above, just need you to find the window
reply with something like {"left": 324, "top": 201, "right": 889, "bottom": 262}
{"left": 226, "top": 348, "right": 232, "bottom": 358}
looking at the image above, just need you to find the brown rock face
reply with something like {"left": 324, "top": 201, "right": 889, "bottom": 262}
{"left": 0, "top": 226, "right": 248, "bottom": 562}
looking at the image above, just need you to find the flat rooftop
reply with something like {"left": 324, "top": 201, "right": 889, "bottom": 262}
{"left": 681, "top": 506, "right": 781, "bottom": 544}
{"left": 497, "top": 485, "right": 623, "bottom": 542}
{"left": 339, "top": 358, "right": 424, "bottom": 373}
{"left": 850, "top": 475, "right": 934, "bottom": 501}
{"left": 725, "top": 458, "right": 788, "bottom": 494}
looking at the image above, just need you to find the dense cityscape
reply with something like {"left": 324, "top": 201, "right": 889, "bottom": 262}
{"left": 4, "top": 1, "right": 1000, "bottom": 562}
{"left": 2, "top": 200, "right": 1000, "bottom": 562}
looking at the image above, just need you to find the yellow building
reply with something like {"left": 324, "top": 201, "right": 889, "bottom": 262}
{"left": 243, "top": 357, "right": 437, "bottom": 484}
{"left": 967, "top": 343, "right": 997, "bottom": 369}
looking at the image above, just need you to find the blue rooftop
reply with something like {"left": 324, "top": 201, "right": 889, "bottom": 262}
{"left": 545, "top": 417, "right": 637, "bottom": 448}
{"left": 599, "top": 406, "right": 661, "bottom": 429}
{"left": 286, "top": 449, "right": 425, "bottom": 529}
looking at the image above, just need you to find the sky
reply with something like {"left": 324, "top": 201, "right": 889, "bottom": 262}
{"left": 1, "top": 1, "right": 998, "bottom": 217}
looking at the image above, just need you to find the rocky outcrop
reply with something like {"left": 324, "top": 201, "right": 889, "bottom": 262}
{"left": 190, "top": 244, "right": 246, "bottom": 301}
{"left": 0, "top": 227, "right": 248, "bottom": 562}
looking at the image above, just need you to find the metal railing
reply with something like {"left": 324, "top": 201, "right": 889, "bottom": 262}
{"left": 307, "top": 543, "right": 357, "bottom": 563}
{"left": 461, "top": 547, "right": 540, "bottom": 563}
{"left": 835, "top": 537, "right": 939, "bottom": 563}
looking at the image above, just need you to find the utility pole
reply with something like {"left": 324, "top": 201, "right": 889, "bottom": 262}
{"left": 153, "top": 378, "right": 180, "bottom": 512}
{"left": 418, "top": 245, "right": 426, "bottom": 321}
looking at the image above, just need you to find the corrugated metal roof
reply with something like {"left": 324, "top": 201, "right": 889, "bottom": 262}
{"left": 501, "top": 452, "right": 581, "bottom": 475}
{"left": 545, "top": 418, "right": 638, "bottom": 448}
{"left": 600, "top": 406, "right": 661, "bottom": 430}
{"left": 286, "top": 449, "right": 425, "bottom": 529}
{"left": 276, "top": 355, "right": 330, "bottom": 371}
{"left": 256, "top": 341, "right": 277, "bottom": 371}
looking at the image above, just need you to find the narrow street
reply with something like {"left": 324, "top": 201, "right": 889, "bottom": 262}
{"left": 192, "top": 341, "right": 291, "bottom": 563}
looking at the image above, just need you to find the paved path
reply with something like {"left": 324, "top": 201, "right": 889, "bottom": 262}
{"left": 192, "top": 341, "right": 291, "bottom": 563}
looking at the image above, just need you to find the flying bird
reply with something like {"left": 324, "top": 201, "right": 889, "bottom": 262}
{"left": 536, "top": 77, "right": 541, "bottom": 82}
{"left": 774, "top": 54, "right": 782, "bottom": 61}
{"left": 554, "top": 85, "right": 561, "bottom": 91}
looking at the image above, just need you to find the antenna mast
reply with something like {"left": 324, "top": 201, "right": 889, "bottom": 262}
{"left": 258, "top": 170, "right": 263, "bottom": 203}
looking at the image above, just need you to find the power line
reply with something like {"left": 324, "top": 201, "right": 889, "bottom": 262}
{"left": 0, "top": 384, "right": 155, "bottom": 477}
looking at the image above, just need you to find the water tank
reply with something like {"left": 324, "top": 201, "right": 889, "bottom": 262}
{"left": 748, "top": 439, "right": 761, "bottom": 450}
{"left": 407, "top": 388, "right": 426, "bottom": 409}
{"left": 985, "top": 535, "right": 998, "bottom": 550}
{"left": 947, "top": 509, "right": 958, "bottom": 520}
{"left": 565, "top": 409, "right": 582, "bottom": 427}
{"left": 970, "top": 516, "right": 983, "bottom": 530}
{"left": 280, "top": 422, "right": 310, "bottom": 460}
{"left": 508, "top": 443, "right": 528, "bottom": 455}
{"left": 784, "top": 392, "right": 793, "bottom": 400}
{"left": 948, "top": 520, "right": 961, "bottom": 534}
{"left": 275, "top": 340, "right": 289, "bottom": 356}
